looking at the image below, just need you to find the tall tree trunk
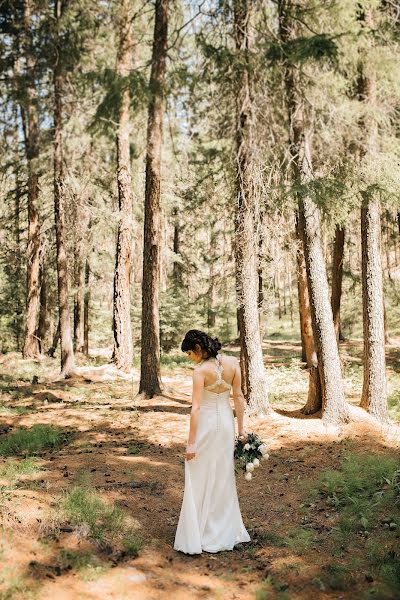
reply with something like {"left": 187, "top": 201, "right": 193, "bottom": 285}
{"left": 295, "top": 208, "right": 316, "bottom": 367}
{"left": 21, "top": 0, "right": 41, "bottom": 359}
{"left": 37, "top": 260, "right": 49, "bottom": 354}
{"left": 48, "top": 319, "right": 60, "bottom": 358}
{"left": 112, "top": 0, "right": 135, "bottom": 372}
{"left": 172, "top": 206, "right": 183, "bottom": 288}
{"left": 73, "top": 255, "right": 85, "bottom": 353}
{"left": 279, "top": 0, "right": 349, "bottom": 423}
{"left": 84, "top": 257, "right": 90, "bottom": 356}
{"left": 233, "top": 0, "right": 270, "bottom": 416}
{"left": 139, "top": 0, "right": 169, "bottom": 397}
{"left": 331, "top": 225, "right": 345, "bottom": 342}
{"left": 357, "top": 7, "right": 388, "bottom": 422}
{"left": 53, "top": 0, "right": 75, "bottom": 377}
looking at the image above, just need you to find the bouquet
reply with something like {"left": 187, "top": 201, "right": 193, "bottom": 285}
{"left": 234, "top": 432, "right": 269, "bottom": 481}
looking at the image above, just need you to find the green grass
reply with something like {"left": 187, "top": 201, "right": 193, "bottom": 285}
{"left": 56, "top": 549, "right": 103, "bottom": 573}
{"left": 312, "top": 451, "right": 400, "bottom": 597}
{"left": 60, "top": 486, "right": 144, "bottom": 554}
{"left": 282, "top": 526, "right": 315, "bottom": 551}
{"left": 0, "top": 404, "right": 31, "bottom": 416}
{"left": 0, "top": 458, "right": 41, "bottom": 483}
{"left": 0, "top": 574, "right": 38, "bottom": 600}
{"left": 0, "top": 425, "right": 66, "bottom": 457}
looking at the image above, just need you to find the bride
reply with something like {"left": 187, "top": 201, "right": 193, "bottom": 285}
{"left": 173, "top": 329, "right": 251, "bottom": 554}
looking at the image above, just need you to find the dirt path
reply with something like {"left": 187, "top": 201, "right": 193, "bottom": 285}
{"left": 0, "top": 344, "right": 399, "bottom": 599}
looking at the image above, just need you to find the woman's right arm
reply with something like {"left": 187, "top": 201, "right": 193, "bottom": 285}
{"left": 231, "top": 358, "right": 248, "bottom": 439}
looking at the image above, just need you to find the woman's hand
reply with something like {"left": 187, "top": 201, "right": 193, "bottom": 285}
{"left": 238, "top": 430, "right": 249, "bottom": 442}
{"left": 185, "top": 443, "right": 196, "bottom": 461}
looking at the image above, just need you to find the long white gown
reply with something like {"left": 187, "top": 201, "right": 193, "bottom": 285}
{"left": 173, "top": 355, "right": 251, "bottom": 554}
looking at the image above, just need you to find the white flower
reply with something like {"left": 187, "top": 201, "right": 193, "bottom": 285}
{"left": 246, "top": 462, "right": 255, "bottom": 472}
{"left": 262, "top": 453, "right": 269, "bottom": 460}
{"left": 244, "top": 443, "right": 251, "bottom": 451}
{"left": 253, "top": 458, "right": 260, "bottom": 468}
{"left": 259, "top": 443, "right": 266, "bottom": 452}
{"left": 244, "top": 472, "right": 252, "bottom": 481}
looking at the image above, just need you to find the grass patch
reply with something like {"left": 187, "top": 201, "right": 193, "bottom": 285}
{"left": 127, "top": 445, "right": 141, "bottom": 455}
{"left": 254, "top": 575, "right": 289, "bottom": 600}
{"left": 47, "top": 484, "right": 145, "bottom": 556}
{"left": 0, "top": 425, "right": 66, "bottom": 457}
{"left": 282, "top": 526, "right": 315, "bottom": 551}
{"left": 0, "top": 574, "right": 38, "bottom": 600}
{"left": 57, "top": 549, "right": 101, "bottom": 572}
{"left": 0, "top": 404, "right": 31, "bottom": 416}
{"left": 312, "top": 451, "right": 400, "bottom": 597}
{"left": 0, "top": 458, "right": 41, "bottom": 483}
{"left": 64, "top": 486, "right": 125, "bottom": 548}
{"left": 320, "top": 563, "right": 355, "bottom": 591}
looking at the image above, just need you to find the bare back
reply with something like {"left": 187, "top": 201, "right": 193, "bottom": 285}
{"left": 196, "top": 354, "right": 237, "bottom": 394}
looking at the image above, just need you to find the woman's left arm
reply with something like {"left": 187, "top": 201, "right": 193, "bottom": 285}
{"left": 185, "top": 368, "right": 204, "bottom": 460}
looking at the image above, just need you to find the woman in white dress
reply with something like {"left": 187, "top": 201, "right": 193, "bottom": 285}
{"left": 174, "top": 330, "right": 251, "bottom": 555}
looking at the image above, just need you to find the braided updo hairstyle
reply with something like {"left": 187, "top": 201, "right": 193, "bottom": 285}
{"left": 181, "top": 330, "right": 222, "bottom": 359}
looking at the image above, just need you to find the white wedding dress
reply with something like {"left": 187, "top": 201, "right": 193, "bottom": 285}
{"left": 173, "top": 354, "right": 251, "bottom": 554}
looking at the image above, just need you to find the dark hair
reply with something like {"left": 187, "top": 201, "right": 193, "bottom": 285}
{"left": 181, "top": 329, "right": 222, "bottom": 359}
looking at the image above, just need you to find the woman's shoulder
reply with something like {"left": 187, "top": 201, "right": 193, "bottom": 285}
{"left": 220, "top": 353, "right": 238, "bottom": 365}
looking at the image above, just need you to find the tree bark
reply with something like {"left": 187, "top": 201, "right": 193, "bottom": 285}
{"left": 84, "top": 257, "right": 90, "bottom": 356}
{"left": 331, "top": 225, "right": 345, "bottom": 342}
{"left": 48, "top": 319, "right": 60, "bottom": 358}
{"left": 139, "top": 0, "right": 169, "bottom": 397}
{"left": 172, "top": 206, "right": 183, "bottom": 288}
{"left": 279, "top": 0, "right": 349, "bottom": 423}
{"left": 53, "top": 0, "right": 75, "bottom": 377}
{"left": 357, "top": 7, "right": 388, "bottom": 422}
{"left": 112, "top": 0, "right": 135, "bottom": 372}
{"left": 295, "top": 210, "right": 316, "bottom": 367}
{"left": 73, "top": 254, "right": 85, "bottom": 353}
{"left": 37, "top": 261, "right": 49, "bottom": 354}
{"left": 233, "top": 0, "right": 270, "bottom": 416}
{"left": 21, "top": 0, "right": 41, "bottom": 359}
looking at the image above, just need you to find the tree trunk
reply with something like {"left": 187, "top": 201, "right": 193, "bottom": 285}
{"left": 233, "top": 0, "right": 270, "bottom": 416}
{"left": 73, "top": 255, "right": 85, "bottom": 353}
{"left": 357, "top": 7, "right": 388, "bottom": 422}
{"left": 37, "top": 262, "right": 49, "bottom": 354}
{"left": 360, "top": 198, "right": 388, "bottom": 419}
{"left": 84, "top": 257, "right": 90, "bottom": 356}
{"left": 295, "top": 210, "right": 316, "bottom": 367}
{"left": 112, "top": 0, "right": 134, "bottom": 372}
{"left": 21, "top": 0, "right": 41, "bottom": 359}
{"left": 139, "top": 0, "right": 169, "bottom": 397}
{"left": 279, "top": 0, "right": 349, "bottom": 423}
{"left": 172, "top": 206, "right": 183, "bottom": 288}
{"left": 53, "top": 0, "right": 75, "bottom": 377}
{"left": 331, "top": 225, "right": 345, "bottom": 342}
{"left": 48, "top": 319, "right": 60, "bottom": 358}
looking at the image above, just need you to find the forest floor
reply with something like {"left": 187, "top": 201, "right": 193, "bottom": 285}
{"left": 0, "top": 338, "right": 399, "bottom": 600}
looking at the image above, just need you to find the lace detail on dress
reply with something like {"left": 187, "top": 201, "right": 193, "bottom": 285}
{"left": 204, "top": 354, "right": 231, "bottom": 392}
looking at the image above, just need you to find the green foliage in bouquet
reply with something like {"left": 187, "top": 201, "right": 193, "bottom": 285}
{"left": 234, "top": 433, "right": 269, "bottom": 481}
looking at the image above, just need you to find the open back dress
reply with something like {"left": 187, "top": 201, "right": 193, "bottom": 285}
{"left": 173, "top": 354, "right": 251, "bottom": 554}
